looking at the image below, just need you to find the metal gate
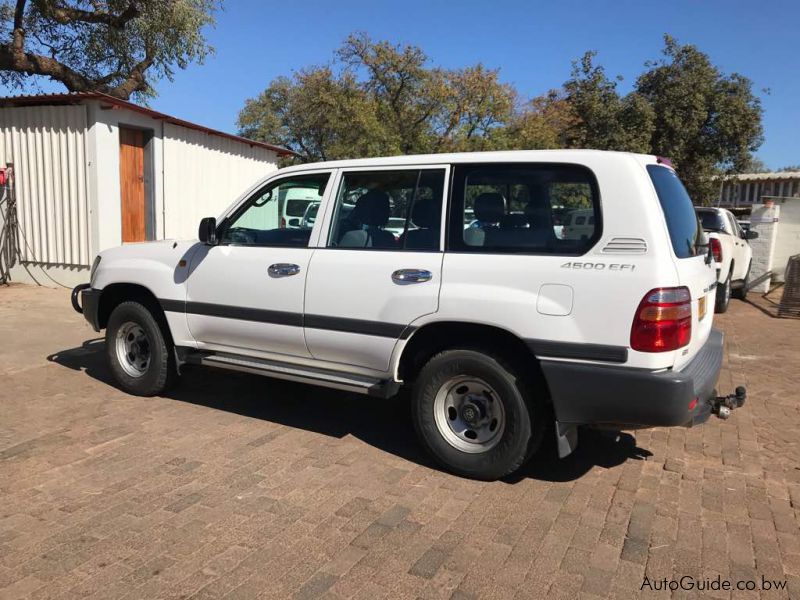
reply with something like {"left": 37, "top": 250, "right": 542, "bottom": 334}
{"left": 778, "top": 254, "right": 800, "bottom": 318}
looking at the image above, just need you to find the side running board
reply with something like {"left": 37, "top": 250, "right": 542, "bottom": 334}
{"left": 181, "top": 350, "right": 400, "bottom": 399}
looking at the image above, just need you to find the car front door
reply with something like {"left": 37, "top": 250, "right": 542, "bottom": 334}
{"left": 185, "top": 171, "right": 332, "bottom": 357}
{"left": 303, "top": 166, "right": 448, "bottom": 372}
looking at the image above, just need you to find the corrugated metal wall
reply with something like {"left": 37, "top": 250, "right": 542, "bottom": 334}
{"left": 0, "top": 105, "right": 90, "bottom": 266}
{"left": 163, "top": 122, "right": 277, "bottom": 239}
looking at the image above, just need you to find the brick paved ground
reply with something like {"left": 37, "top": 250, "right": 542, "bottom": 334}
{"left": 1, "top": 283, "right": 799, "bottom": 599}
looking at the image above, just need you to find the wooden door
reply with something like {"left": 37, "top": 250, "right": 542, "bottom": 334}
{"left": 119, "top": 127, "right": 146, "bottom": 242}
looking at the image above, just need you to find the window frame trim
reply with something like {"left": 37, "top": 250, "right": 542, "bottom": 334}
{"left": 320, "top": 164, "right": 451, "bottom": 253}
{"left": 445, "top": 162, "right": 604, "bottom": 256}
{"left": 215, "top": 170, "right": 334, "bottom": 249}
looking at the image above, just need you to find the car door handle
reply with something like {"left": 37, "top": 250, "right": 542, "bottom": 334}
{"left": 268, "top": 263, "right": 301, "bottom": 277}
{"left": 391, "top": 269, "right": 432, "bottom": 284}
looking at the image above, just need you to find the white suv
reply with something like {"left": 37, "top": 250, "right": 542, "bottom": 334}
{"left": 72, "top": 150, "right": 745, "bottom": 480}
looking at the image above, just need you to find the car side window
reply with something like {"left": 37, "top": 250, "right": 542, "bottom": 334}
{"left": 219, "top": 173, "right": 330, "bottom": 247}
{"left": 727, "top": 213, "right": 742, "bottom": 238}
{"left": 450, "top": 163, "right": 601, "bottom": 254}
{"left": 328, "top": 169, "right": 446, "bottom": 251}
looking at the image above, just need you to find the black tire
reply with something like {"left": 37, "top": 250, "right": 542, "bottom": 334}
{"left": 732, "top": 261, "right": 751, "bottom": 300}
{"left": 106, "top": 301, "right": 177, "bottom": 396}
{"left": 715, "top": 272, "right": 731, "bottom": 314}
{"left": 411, "top": 349, "right": 541, "bottom": 480}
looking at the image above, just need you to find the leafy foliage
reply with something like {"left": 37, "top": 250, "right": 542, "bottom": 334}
{"left": 238, "top": 33, "right": 516, "bottom": 162}
{"left": 562, "top": 51, "right": 654, "bottom": 153}
{"left": 240, "top": 33, "right": 765, "bottom": 203}
{"left": 635, "top": 36, "right": 763, "bottom": 203}
{"left": 0, "top": 0, "right": 218, "bottom": 100}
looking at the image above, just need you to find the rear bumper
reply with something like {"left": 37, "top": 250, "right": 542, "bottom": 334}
{"left": 542, "top": 329, "right": 724, "bottom": 428}
{"left": 71, "top": 283, "right": 102, "bottom": 332}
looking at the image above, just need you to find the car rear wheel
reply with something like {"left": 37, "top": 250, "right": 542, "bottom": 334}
{"left": 715, "top": 272, "right": 731, "bottom": 313}
{"left": 732, "top": 261, "right": 751, "bottom": 300}
{"left": 106, "top": 301, "right": 177, "bottom": 396}
{"left": 411, "top": 349, "right": 541, "bottom": 480}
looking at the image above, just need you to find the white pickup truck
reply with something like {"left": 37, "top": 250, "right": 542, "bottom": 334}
{"left": 695, "top": 207, "right": 758, "bottom": 313}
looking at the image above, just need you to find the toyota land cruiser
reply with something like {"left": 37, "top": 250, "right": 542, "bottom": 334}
{"left": 72, "top": 150, "right": 746, "bottom": 480}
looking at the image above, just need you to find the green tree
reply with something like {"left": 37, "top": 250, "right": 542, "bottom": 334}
{"left": 239, "top": 33, "right": 514, "bottom": 160}
{"left": 337, "top": 32, "right": 443, "bottom": 154}
{"left": 431, "top": 64, "right": 514, "bottom": 152}
{"left": 496, "top": 90, "right": 577, "bottom": 150}
{"left": 744, "top": 157, "right": 770, "bottom": 173}
{"left": 562, "top": 51, "right": 654, "bottom": 152}
{"left": 237, "top": 67, "right": 384, "bottom": 163}
{"left": 0, "top": 0, "right": 219, "bottom": 100}
{"left": 635, "top": 35, "right": 763, "bottom": 203}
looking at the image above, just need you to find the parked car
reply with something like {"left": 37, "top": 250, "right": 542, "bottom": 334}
{"left": 72, "top": 151, "right": 745, "bottom": 480}
{"left": 695, "top": 207, "right": 758, "bottom": 313}
{"left": 562, "top": 208, "right": 595, "bottom": 240}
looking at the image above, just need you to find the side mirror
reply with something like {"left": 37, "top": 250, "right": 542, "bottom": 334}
{"left": 746, "top": 230, "right": 759, "bottom": 240}
{"left": 198, "top": 217, "right": 217, "bottom": 244}
{"left": 287, "top": 218, "right": 300, "bottom": 227}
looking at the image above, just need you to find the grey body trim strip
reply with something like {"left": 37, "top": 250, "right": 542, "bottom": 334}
{"left": 526, "top": 339, "right": 628, "bottom": 363}
{"left": 159, "top": 299, "right": 414, "bottom": 339}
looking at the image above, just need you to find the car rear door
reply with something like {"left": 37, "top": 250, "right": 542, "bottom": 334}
{"left": 647, "top": 164, "right": 717, "bottom": 370}
{"left": 303, "top": 165, "right": 448, "bottom": 372}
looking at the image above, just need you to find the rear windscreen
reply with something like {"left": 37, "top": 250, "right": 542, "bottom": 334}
{"left": 647, "top": 165, "right": 700, "bottom": 259}
{"left": 286, "top": 199, "right": 312, "bottom": 217}
{"left": 697, "top": 210, "right": 727, "bottom": 233}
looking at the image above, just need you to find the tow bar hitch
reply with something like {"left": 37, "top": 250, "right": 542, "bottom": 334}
{"left": 711, "top": 386, "right": 747, "bottom": 419}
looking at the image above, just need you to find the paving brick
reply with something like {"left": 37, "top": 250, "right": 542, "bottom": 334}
{"left": 0, "top": 286, "right": 798, "bottom": 599}
{"left": 409, "top": 548, "right": 449, "bottom": 579}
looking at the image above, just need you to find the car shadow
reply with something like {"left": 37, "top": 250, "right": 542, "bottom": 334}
{"left": 47, "top": 340, "right": 652, "bottom": 483}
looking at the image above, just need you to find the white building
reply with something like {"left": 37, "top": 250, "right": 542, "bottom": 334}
{"left": 0, "top": 92, "right": 290, "bottom": 287}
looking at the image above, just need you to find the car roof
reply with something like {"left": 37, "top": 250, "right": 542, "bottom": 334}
{"left": 277, "top": 149, "right": 656, "bottom": 174}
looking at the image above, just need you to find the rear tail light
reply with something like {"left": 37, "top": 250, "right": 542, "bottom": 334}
{"left": 631, "top": 287, "right": 692, "bottom": 352}
{"left": 710, "top": 238, "right": 722, "bottom": 263}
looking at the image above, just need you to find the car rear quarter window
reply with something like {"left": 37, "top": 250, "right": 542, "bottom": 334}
{"left": 647, "top": 165, "right": 700, "bottom": 259}
{"left": 448, "top": 163, "right": 601, "bottom": 255}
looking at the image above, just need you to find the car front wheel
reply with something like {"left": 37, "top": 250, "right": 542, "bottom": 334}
{"left": 106, "top": 301, "right": 176, "bottom": 396}
{"left": 411, "top": 349, "right": 540, "bottom": 480}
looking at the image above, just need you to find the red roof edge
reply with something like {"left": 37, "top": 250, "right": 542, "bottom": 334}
{"left": 0, "top": 92, "right": 297, "bottom": 157}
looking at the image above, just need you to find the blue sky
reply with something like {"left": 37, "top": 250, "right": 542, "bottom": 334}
{"left": 9, "top": 0, "right": 799, "bottom": 168}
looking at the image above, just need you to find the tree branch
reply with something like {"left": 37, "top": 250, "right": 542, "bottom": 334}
{"left": 106, "top": 51, "right": 153, "bottom": 98}
{"left": 12, "top": 0, "right": 27, "bottom": 54}
{"left": 0, "top": 44, "right": 94, "bottom": 91}
{"left": 31, "top": 0, "right": 141, "bottom": 29}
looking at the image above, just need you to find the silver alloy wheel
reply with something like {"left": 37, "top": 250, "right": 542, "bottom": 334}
{"left": 115, "top": 321, "right": 151, "bottom": 378}
{"left": 433, "top": 375, "right": 506, "bottom": 453}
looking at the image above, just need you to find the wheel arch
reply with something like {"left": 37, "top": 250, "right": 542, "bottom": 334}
{"left": 397, "top": 320, "right": 548, "bottom": 394}
{"left": 98, "top": 283, "right": 174, "bottom": 346}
